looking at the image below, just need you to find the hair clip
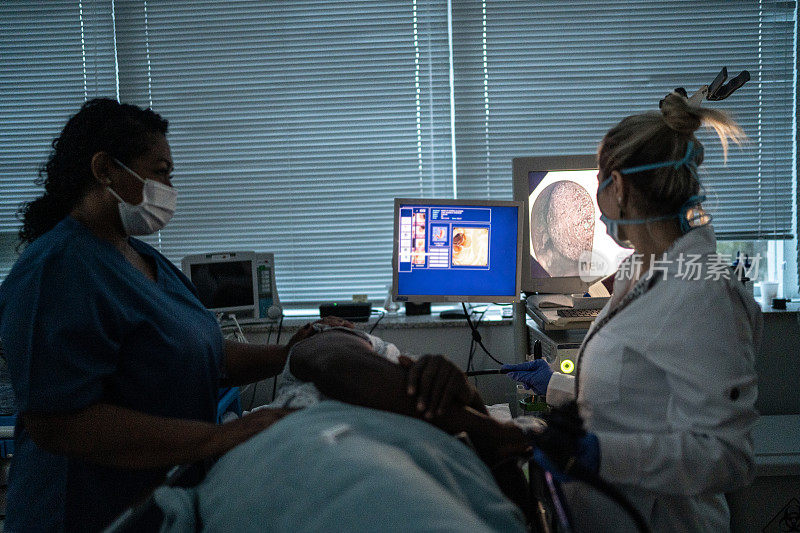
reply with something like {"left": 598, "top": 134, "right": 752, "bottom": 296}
{"left": 660, "top": 67, "right": 750, "bottom": 108}
{"left": 705, "top": 67, "right": 750, "bottom": 101}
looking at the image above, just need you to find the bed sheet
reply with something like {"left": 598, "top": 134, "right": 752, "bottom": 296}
{"left": 152, "top": 400, "right": 526, "bottom": 532}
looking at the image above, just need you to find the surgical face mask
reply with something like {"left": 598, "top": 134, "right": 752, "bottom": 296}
{"left": 598, "top": 213, "right": 634, "bottom": 249}
{"left": 596, "top": 176, "right": 648, "bottom": 249}
{"left": 108, "top": 158, "right": 177, "bottom": 236}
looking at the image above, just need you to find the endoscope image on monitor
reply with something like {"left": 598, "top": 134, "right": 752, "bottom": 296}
{"left": 392, "top": 198, "right": 523, "bottom": 303}
{"left": 512, "top": 155, "right": 631, "bottom": 294}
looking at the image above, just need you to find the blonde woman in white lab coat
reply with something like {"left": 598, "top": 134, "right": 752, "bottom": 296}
{"left": 505, "top": 92, "right": 761, "bottom": 531}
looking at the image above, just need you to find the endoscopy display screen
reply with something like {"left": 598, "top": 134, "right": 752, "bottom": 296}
{"left": 527, "top": 169, "right": 629, "bottom": 280}
{"left": 396, "top": 202, "right": 519, "bottom": 298}
{"left": 190, "top": 260, "right": 254, "bottom": 309}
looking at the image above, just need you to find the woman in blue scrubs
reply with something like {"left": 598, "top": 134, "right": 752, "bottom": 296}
{"left": 0, "top": 98, "right": 323, "bottom": 532}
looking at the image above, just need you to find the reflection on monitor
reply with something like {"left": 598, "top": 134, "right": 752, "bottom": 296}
{"left": 392, "top": 198, "right": 522, "bottom": 303}
{"left": 512, "top": 155, "right": 631, "bottom": 294}
{"left": 190, "top": 260, "right": 253, "bottom": 309}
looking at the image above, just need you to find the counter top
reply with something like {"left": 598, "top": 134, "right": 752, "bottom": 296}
{"left": 759, "top": 301, "right": 800, "bottom": 314}
{"left": 752, "top": 414, "right": 800, "bottom": 476}
{"left": 223, "top": 306, "right": 513, "bottom": 334}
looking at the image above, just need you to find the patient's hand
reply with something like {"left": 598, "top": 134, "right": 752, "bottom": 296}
{"left": 401, "top": 354, "right": 486, "bottom": 420}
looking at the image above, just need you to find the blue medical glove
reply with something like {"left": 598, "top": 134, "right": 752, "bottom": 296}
{"left": 532, "top": 433, "right": 600, "bottom": 482}
{"left": 526, "top": 402, "right": 600, "bottom": 481}
{"left": 502, "top": 359, "right": 553, "bottom": 396}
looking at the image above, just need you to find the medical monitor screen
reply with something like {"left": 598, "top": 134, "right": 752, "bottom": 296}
{"left": 512, "top": 155, "right": 631, "bottom": 294}
{"left": 190, "top": 260, "right": 254, "bottom": 309}
{"left": 393, "top": 198, "right": 522, "bottom": 303}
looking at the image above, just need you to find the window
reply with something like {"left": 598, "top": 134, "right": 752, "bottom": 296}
{"left": 113, "top": 1, "right": 454, "bottom": 303}
{"left": 453, "top": 1, "right": 795, "bottom": 241}
{"left": 0, "top": 0, "right": 117, "bottom": 274}
{"left": 1, "top": 1, "right": 797, "bottom": 302}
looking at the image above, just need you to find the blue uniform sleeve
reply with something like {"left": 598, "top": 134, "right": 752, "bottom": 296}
{"left": 14, "top": 254, "right": 121, "bottom": 414}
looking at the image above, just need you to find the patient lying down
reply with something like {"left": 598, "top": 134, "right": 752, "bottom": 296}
{"left": 115, "top": 328, "right": 531, "bottom": 532}
{"left": 274, "top": 326, "right": 530, "bottom": 463}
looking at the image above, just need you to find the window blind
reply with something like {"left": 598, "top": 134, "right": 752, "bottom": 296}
{"left": 113, "top": 0, "right": 453, "bottom": 303}
{"left": 1, "top": 1, "right": 796, "bottom": 299}
{"left": 0, "top": 0, "right": 118, "bottom": 279}
{"left": 452, "top": 0, "right": 796, "bottom": 240}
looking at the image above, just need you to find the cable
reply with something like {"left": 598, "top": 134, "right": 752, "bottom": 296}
{"left": 245, "top": 321, "right": 275, "bottom": 411}
{"left": 544, "top": 471, "right": 572, "bottom": 530}
{"left": 462, "top": 302, "right": 505, "bottom": 366}
{"left": 466, "top": 305, "right": 491, "bottom": 380}
{"left": 463, "top": 304, "right": 479, "bottom": 378}
{"left": 227, "top": 314, "right": 247, "bottom": 343}
{"left": 275, "top": 314, "right": 284, "bottom": 344}
{"left": 569, "top": 466, "right": 650, "bottom": 533}
{"left": 465, "top": 368, "right": 510, "bottom": 376}
{"left": 467, "top": 335, "right": 476, "bottom": 372}
{"left": 271, "top": 314, "right": 284, "bottom": 403}
{"left": 368, "top": 309, "right": 385, "bottom": 334}
{"left": 525, "top": 417, "right": 650, "bottom": 533}
{"left": 226, "top": 314, "right": 260, "bottom": 412}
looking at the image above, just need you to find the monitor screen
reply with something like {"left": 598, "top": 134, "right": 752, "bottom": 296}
{"left": 392, "top": 198, "right": 522, "bottom": 303}
{"left": 512, "top": 155, "right": 631, "bottom": 294}
{"left": 190, "top": 260, "right": 254, "bottom": 309}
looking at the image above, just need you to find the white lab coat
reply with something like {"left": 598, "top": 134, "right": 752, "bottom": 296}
{"left": 546, "top": 225, "right": 761, "bottom": 532}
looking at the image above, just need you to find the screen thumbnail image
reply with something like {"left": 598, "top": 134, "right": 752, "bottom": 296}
{"left": 452, "top": 227, "right": 489, "bottom": 266}
{"left": 432, "top": 226, "right": 448, "bottom": 242}
{"left": 412, "top": 238, "right": 426, "bottom": 265}
{"left": 414, "top": 212, "right": 426, "bottom": 236}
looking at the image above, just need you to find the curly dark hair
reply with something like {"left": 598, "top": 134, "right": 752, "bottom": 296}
{"left": 18, "top": 98, "right": 169, "bottom": 244}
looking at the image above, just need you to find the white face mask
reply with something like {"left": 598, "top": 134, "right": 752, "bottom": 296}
{"left": 108, "top": 158, "right": 177, "bottom": 236}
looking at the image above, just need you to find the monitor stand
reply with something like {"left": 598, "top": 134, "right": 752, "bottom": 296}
{"left": 439, "top": 309, "right": 468, "bottom": 319}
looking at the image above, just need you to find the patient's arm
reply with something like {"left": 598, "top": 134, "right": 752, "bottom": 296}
{"left": 289, "top": 330, "right": 528, "bottom": 462}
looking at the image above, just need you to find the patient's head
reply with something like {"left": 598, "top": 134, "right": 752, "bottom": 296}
{"left": 292, "top": 329, "right": 376, "bottom": 363}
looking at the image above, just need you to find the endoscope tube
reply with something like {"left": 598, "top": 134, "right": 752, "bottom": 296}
{"left": 464, "top": 368, "right": 511, "bottom": 377}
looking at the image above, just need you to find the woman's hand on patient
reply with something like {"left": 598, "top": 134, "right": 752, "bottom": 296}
{"left": 285, "top": 323, "right": 317, "bottom": 353}
{"left": 400, "top": 354, "right": 483, "bottom": 419}
{"left": 216, "top": 408, "right": 297, "bottom": 453}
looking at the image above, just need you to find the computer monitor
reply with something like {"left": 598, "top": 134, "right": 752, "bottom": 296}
{"left": 181, "top": 251, "right": 281, "bottom": 320}
{"left": 392, "top": 198, "right": 523, "bottom": 303}
{"left": 512, "top": 155, "right": 631, "bottom": 295}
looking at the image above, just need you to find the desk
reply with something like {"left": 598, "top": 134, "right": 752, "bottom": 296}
{"left": 754, "top": 306, "right": 800, "bottom": 415}
{"left": 728, "top": 414, "right": 800, "bottom": 532}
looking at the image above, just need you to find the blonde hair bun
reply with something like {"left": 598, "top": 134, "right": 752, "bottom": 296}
{"left": 659, "top": 91, "right": 745, "bottom": 159}
{"left": 660, "top": 92, "right": 702, "bottom": 135}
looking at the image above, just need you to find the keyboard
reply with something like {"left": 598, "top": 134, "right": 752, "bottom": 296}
{"left": 556, "top": 308, "right": 601, "bottom": 319}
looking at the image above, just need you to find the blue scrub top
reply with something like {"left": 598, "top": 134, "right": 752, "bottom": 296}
{"left": 0, "top": 216, "right": 224, "bottom": 532}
